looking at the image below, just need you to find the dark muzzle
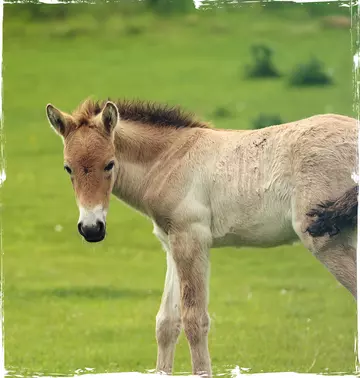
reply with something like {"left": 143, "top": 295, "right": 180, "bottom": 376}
{"left": 78, "top": 220, "right": 106, "bottom": 243}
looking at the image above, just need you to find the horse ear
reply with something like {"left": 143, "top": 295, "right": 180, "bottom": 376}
{"left": 46, "top": 104, "right": 69, "bottom": 137}
{"left": 101, "top": 101, "right": 119, "bottom": 135}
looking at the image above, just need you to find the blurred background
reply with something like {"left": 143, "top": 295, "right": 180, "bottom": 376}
{"left": 2, "top": 1, "right": 357, "bottom": 376}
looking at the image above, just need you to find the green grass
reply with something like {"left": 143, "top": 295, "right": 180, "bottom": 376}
{"left": 2, "top": 4, "right": 356, "bottom": 377}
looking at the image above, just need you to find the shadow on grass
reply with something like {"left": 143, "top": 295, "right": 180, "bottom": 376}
{"left": 16, "top": 286, "right": 162, "bottom": 300}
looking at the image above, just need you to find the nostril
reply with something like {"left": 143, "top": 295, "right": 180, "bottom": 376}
{"left": 78, "top": 222, "right": 84, "bottom": 235}
{"left": 97, "top": 220, "right": 105, "bottom": 234}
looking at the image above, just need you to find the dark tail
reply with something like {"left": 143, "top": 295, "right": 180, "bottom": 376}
{"left": 306, "top": 185, "right": 358, "bottom": 237}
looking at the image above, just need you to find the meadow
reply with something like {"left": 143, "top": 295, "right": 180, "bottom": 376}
{"left": 2, "top": 3, "right": 357, "bottom": 376}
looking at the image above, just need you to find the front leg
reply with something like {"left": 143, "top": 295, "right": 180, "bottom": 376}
{"left": 155, "top": 236, "right": 182, "bottom": 374}
{"left": 169, "top": 223, "right": 212, "bottom": 377}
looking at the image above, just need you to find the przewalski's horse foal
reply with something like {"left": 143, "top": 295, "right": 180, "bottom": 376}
{"left": 46, "top": 99, "right": 357, "bottom": 377}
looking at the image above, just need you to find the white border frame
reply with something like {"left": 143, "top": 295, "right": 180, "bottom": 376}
{"left": 0, "top": 1, "right": 358, "bottom": 377}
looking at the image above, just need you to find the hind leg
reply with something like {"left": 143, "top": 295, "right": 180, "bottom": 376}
{"left": 312, "top": 241, "right": 356, "bottom": 299}
{"left": 293, "top": 214, "right": 357, "bottom": 300}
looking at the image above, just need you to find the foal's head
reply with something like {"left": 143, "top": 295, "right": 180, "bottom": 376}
{"left": 46, "top": 101, "right": 119, "bottom": 243}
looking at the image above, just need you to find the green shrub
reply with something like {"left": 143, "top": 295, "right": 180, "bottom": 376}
{"left": 252, "top": 114, "right": 283, "bottom": 129}
{"left": 146, "top": 0, "right": 195, "bottom": 14}
{"left": 288, "top": 57, "right": 333, "bottom": 87}
{"left": 212, "top": 106, "right": 232, "bottom": 119}
{"left": 124, "top": 24, "right": 144, "bottom": 36}
{"left": 245, "top": 44, "right": 281, "bottom": 79}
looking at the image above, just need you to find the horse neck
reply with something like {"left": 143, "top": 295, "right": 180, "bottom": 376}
{"left": 111, "top": 121, "right": 184, "bottom": 212}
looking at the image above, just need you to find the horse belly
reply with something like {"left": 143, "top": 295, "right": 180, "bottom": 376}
{"left": 211, "top": 198, "right": 298, "bottom": 248}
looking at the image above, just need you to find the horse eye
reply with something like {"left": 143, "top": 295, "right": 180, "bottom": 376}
{"left": 64, "top": 165, "right": 72, "bottom": 174}
{"left": 104, "top": 161, "right": 115, "bottom": 172}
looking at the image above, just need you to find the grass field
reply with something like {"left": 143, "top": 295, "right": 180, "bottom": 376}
{"left": 2, "top": 3, "right": 357, "bottom": 377}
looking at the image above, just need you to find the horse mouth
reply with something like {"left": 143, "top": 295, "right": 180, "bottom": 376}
{"left": 83, "top": 234, "right": 106, "bottom": 243}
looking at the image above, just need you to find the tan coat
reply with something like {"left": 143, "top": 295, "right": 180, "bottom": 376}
{"left": 46, "top": 99, "right": 357, "bottom": 377}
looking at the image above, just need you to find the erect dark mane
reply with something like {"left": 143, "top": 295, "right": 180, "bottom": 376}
{"left": 72, "top": 98, "right": 210, "bottom": 129}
